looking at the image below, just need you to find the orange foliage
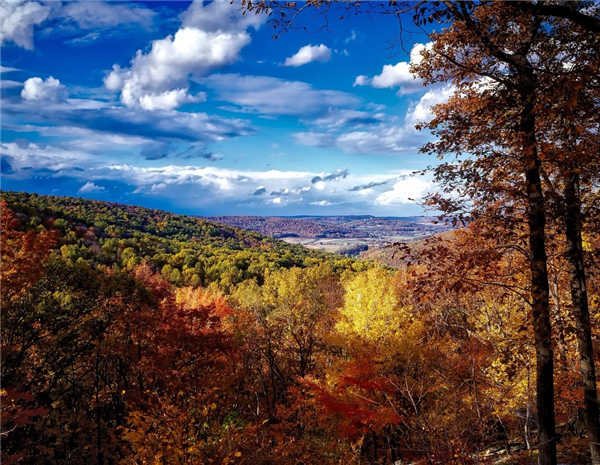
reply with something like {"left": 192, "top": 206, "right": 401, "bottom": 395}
{"left": 1, "top": 200, "right": 57, "bottom": 301}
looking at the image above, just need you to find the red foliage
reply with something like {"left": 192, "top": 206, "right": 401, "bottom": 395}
{"left": 302, "top": 367, "right": 403, "bottom": 441}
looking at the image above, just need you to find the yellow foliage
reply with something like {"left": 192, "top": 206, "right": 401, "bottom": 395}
{"left": 337, "top": 267, "right": 408, "bottom": 344}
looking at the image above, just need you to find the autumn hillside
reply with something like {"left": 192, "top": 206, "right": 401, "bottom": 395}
{"left": 0, "top": 191, "right": 361, "bottom": 291}
{"left": 2, "top": 190, "right": 599, "bottom": 464}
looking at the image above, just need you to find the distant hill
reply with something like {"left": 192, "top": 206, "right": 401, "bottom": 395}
{"left": 0, "top": 191, "right": 451, "bottom": 275}
{"left": 204, "top": 215, "right": 451, "bottom": 240}
{"left": 204, "top": 214, "right": 453, "bottom": 255}
{"left": 1, "top": 191, "right": 357, "bottom": 290}
{"left": 359, "top": 229, "right": 457, "bottom": 267}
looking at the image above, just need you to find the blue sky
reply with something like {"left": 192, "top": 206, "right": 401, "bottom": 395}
{"left": 1, "top": 0, "right": 451, "bottom": 216}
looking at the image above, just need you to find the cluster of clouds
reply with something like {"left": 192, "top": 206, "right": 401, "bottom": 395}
{"left": 1, "top": 0, "right": 457, "bottom": 213}
{"left": 1, "top": 138, "right": 433, "bottom": 212}
{"left": 4, "top": 86, "right": 254, "bottom": 147}
{"left": 104, "top": 1, "right": 265, "bottom": 111}
{"left": 200, "top": 74, "right": 360, "bottom": 117}
{"left": 2, "top": 0, "right": 452, "bottom": 156}
{"left": 0, "top": 0, "right": 156, "bottom": 49}
{"left": 3, "top": 1, "right": 269, "bottom": 159}
{"left": 287, "top": 41, "right": 454, "bottom": 154}
{"left": 290, "top": 86, "right": 453, "bottom": 155}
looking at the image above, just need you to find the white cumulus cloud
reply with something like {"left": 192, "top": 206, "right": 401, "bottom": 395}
{"left": 354, "top": 43, "right": 431, "bottom": 95}
{"left": 0, "top": 0, "right": 51, "bottom": 49}
{"left": 104, "top": 0, "right": 266, "bottom": 111}
{"left": 405, "top": 85, "right": 455, "bottom": 126}
{"left": 138, "top": 88, "right": 206, "bottom": 111}
{"left": 284, "top": 44, "right": 332, "bottom": 67}
{"left": 78, "top": 182, "right": 105, "bottom": 194}
{"left": 375, "top": 177, "right": 431, "bottom": 206}
{"left": 353, "top": 75, "right": 370, "bottom": 87}
{"left": 21, "top": 76, "right": 67, "bottom": 102}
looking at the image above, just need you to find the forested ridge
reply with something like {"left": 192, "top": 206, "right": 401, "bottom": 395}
{"left": 0, "top": 191, "right": 358, "bottom": 291}
{"left": 2, "top": 190, "right": 600, "bottom": 464}
{"left": 204, "top": 215, "right": 449, "bottom": 240}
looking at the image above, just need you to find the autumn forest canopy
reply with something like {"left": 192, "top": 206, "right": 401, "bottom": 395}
{"left": 2, "top": 1, "right": 600, "bottom": 464}
{"left": 1, "top": 179, "right": 599, "bottom": 464}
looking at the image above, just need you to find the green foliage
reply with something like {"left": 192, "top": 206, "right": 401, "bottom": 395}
{"left": 1, "top": 191, "right": 357, "bottom": 289}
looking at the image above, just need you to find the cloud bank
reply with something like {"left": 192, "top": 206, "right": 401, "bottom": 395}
{"left": 0, "top": 0, "right": 51, "bottom": 49}
{"left": 0, "top": 0, "right": 157, "bottom": 49}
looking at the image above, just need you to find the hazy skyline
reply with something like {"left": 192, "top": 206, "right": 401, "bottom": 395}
{"left": 1, "top": 0, "right": 449, "bottom": 216}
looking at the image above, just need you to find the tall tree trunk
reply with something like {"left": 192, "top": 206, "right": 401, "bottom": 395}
{"left": 563, "top": 168, "right": 600, "bottom": 465}
{"left": 521, "top": 96, "right": 557, "bottom": 465}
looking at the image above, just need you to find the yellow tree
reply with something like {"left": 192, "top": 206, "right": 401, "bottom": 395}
{"left": 229, "top": 264, "right": 343, "bottom": 432}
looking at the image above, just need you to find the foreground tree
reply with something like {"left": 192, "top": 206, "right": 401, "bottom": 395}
{"left": 412, "top": 4, "right": 600, "bottom": 463}
{"left": 537, "top": 30, "right": 600, "bottom": 461}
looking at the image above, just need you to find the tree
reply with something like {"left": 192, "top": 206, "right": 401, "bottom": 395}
{"left": 248, "top": 0, "right": 600, "bottom": 42}
{"left": 1, "top": 201, "right": 59, "bottom": 461}
{"left": 308, "top": 260, "right": 531, "bottom": 462}
{"left": 121, "top": 267, "right": 237, "bottom": 464}
{"left": 413, "top": 9, "right": 558, "bottom": 461}
{"left": 535, "top": 30, "right": 600, "bottom": 461}
{"left": 230, "top": 264, "right": 342, "bottom": 421}
{"left": 0, "top": 200, "right": 57, "bottom": 302}
{"left": 411, "top": 4, "right": 600, "bottom": 463}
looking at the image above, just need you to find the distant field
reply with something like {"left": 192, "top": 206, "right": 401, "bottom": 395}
{"left": 281, "top": 237, "right": 370, "bottom": 252}
{"left": 281, "top": 235, "right": 421, "bottom": 253}
{"left": 206, "top": 215, "right": 453, "bottom": 254}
